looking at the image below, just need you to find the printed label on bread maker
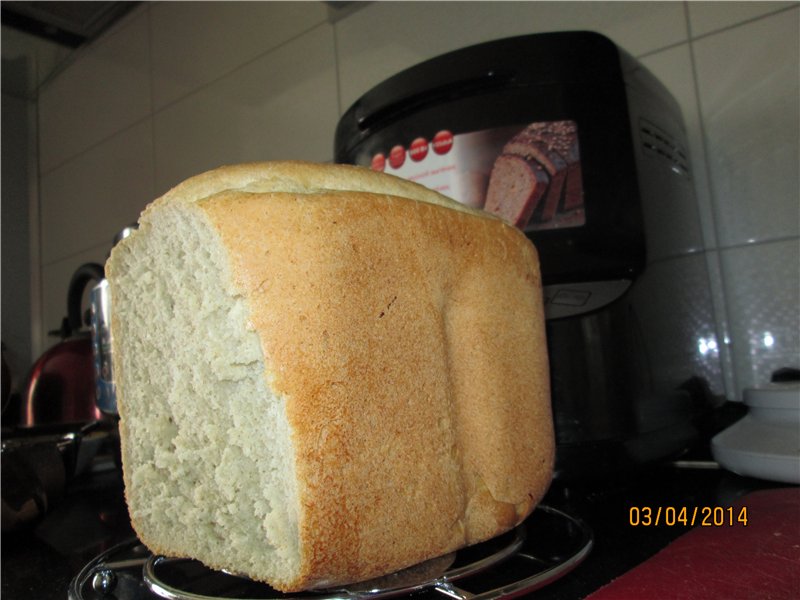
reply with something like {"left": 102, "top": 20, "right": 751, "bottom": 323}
{"left": 370, "top": 121, "right": 585, "bottom": 232}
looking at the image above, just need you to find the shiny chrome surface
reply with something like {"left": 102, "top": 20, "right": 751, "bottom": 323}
{"left": 90, "top": 279, "right": 116, "bottom": 415}
{"left": 69, "top": 505, "right": 592, "bottom": 600}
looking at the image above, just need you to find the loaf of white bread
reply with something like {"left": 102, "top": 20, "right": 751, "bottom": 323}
{"left": 106, "top": 161, "right": 554, "bottom": 592}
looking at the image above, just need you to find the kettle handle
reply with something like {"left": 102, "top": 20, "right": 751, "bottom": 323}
{"left": 67, "top": 263, "right": 105, "bottom": 334}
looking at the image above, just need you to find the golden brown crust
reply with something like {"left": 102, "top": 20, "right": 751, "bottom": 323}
{"left": 201, "top": 185, "right": 553, "bottom": 589}
{"left": 145, "top": 161, "right": 489, "bottom": 220}
{"left": 113, "top": 161, "right": 552, "bottom": 591}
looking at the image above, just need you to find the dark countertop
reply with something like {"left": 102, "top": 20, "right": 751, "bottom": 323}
{"left": 2, "top": 462, "right": 134, "bottom": 600}
{"left": 535, "top": 463, "right": 784, "bottom": 599}
{"left": 1, "top": 444, "right": 788, "bottom": 600}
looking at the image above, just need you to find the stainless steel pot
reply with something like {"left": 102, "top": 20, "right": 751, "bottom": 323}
{"left": 90, "top": 226, "right": 136, "bottom": 416}
{"left": 90, "top": 280, "right": 114, "bottom": 415}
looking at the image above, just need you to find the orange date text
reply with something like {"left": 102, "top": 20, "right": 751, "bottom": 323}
{"left": 628, "top": 506, "right": 748, "bottom": 527}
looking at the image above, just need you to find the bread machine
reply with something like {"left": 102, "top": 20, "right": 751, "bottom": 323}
{"left": 335, "top": 31, "right": 726, "bottom": 480}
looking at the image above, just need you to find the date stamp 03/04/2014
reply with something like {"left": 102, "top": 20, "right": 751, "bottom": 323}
{"left": 628, "top": 506, "right": 749, "bottom": 528}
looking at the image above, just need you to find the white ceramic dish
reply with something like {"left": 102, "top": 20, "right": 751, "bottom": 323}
{"left": 712, "top": 382, "right": 800, "bottom": 484}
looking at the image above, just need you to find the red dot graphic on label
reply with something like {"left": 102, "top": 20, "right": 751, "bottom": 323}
{"left": 432, "top": 130, "right": 453, "bottom": 155}
{"left": 371, "top": 153, "right": 385, "bottom": 171}
{"left": 409, "top": 137, "right": 429, "bottom": 162}
{"left": 389, "top": 145, "right": 406, "bottom": 169}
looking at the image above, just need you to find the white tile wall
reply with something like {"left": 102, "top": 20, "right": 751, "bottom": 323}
{"left": 721, "top": 238, "right": 800, "bottom": 391}
{"left": 28, "top": 1, "right": 800, "bottom": 402}
{"left": 37, "top": 10, "right": 151, "bottom": 173}
{"left": 39, "top": 119, "right": 154, "bottom": 265}
{"left": 149, "top": 1, "right": 328, "bottom": 110}
{"left": 687, "top": 1, "right": 796, "bottom": 36}
{"left": 153, "top": 23, "right": 338, "bottom": 194}
{"left": 692, "top": 8, "right": 799, "bottom": 247}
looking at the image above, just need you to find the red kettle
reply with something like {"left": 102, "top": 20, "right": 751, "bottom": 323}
{"left": 21, "top": 264, "right": 105, "bottom": 426}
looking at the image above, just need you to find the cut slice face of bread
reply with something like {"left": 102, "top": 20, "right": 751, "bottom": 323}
{"left": 106, "top": 161, "right": 554, "bottom": 592}
{"left": 108, "top": 198, "right": 303, "bottom": 585}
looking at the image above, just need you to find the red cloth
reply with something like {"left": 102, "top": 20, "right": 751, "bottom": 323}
{"left": 587, "top": 488, "right": 800, "bottom": 599}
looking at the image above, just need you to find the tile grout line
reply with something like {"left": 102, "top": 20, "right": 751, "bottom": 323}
{"left": 332, "top": 18, "right": 343, "bottom": 119}
{"left": 41, "top": 240, "right": 116, "bottom": 270}
{"left": 37, "top": 11, "right": 339, "bottom": 267}
{"left": 38, "top": 18, "right": 332, "bottom": 179}
{"left": 38, "top": 115, "right": 154, "bottom": 178}
{"left": 717, "top": 235, "right": 800, "bottom": 252}
{"left": 39, "top": 5, "right": 798, "bottom": 177}
{"left": 641, "top": 234, "right": 800, "bottom": 271}
{"left": 635, "top": 4, "right": 797, "bottom": 61}
{"left": 683, "top": 0, "right": 741, "bottom": 400}
{"left": 30, "top": 80, "right": 45, "bottom": 358}
{"left": 149, "top": 19, "right": 331, "bottom": 120}
{"left": 146, "top": 3, "right": 158, "bottom": 201}
{"left": 688, "top": 3, "right": 798, "bottom": 45}
{"left": 35, "top": 5, "right": 150, "bottom": 99}
{"left": 37, "top": 5, "right": 155, "bottom": 177}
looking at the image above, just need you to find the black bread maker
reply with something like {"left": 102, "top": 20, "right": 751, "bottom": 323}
{"left": 334, "top": 31, "right": 726, "bottom": 481}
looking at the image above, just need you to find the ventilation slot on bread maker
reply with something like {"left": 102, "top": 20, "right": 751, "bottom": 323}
{"left": 640, "top": 119, "right": 691, "bottom": 178}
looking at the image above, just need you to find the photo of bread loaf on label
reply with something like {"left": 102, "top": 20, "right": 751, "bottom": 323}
{"left": 106, "top": 161, "right": 554, "bottom": 592}
{"left": 485, "top": 120, "right": 584, "bottom": 230}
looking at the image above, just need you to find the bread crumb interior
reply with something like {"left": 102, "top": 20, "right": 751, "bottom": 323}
{"left": 112, "top": 203, "right": 300, "bottom": 583}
